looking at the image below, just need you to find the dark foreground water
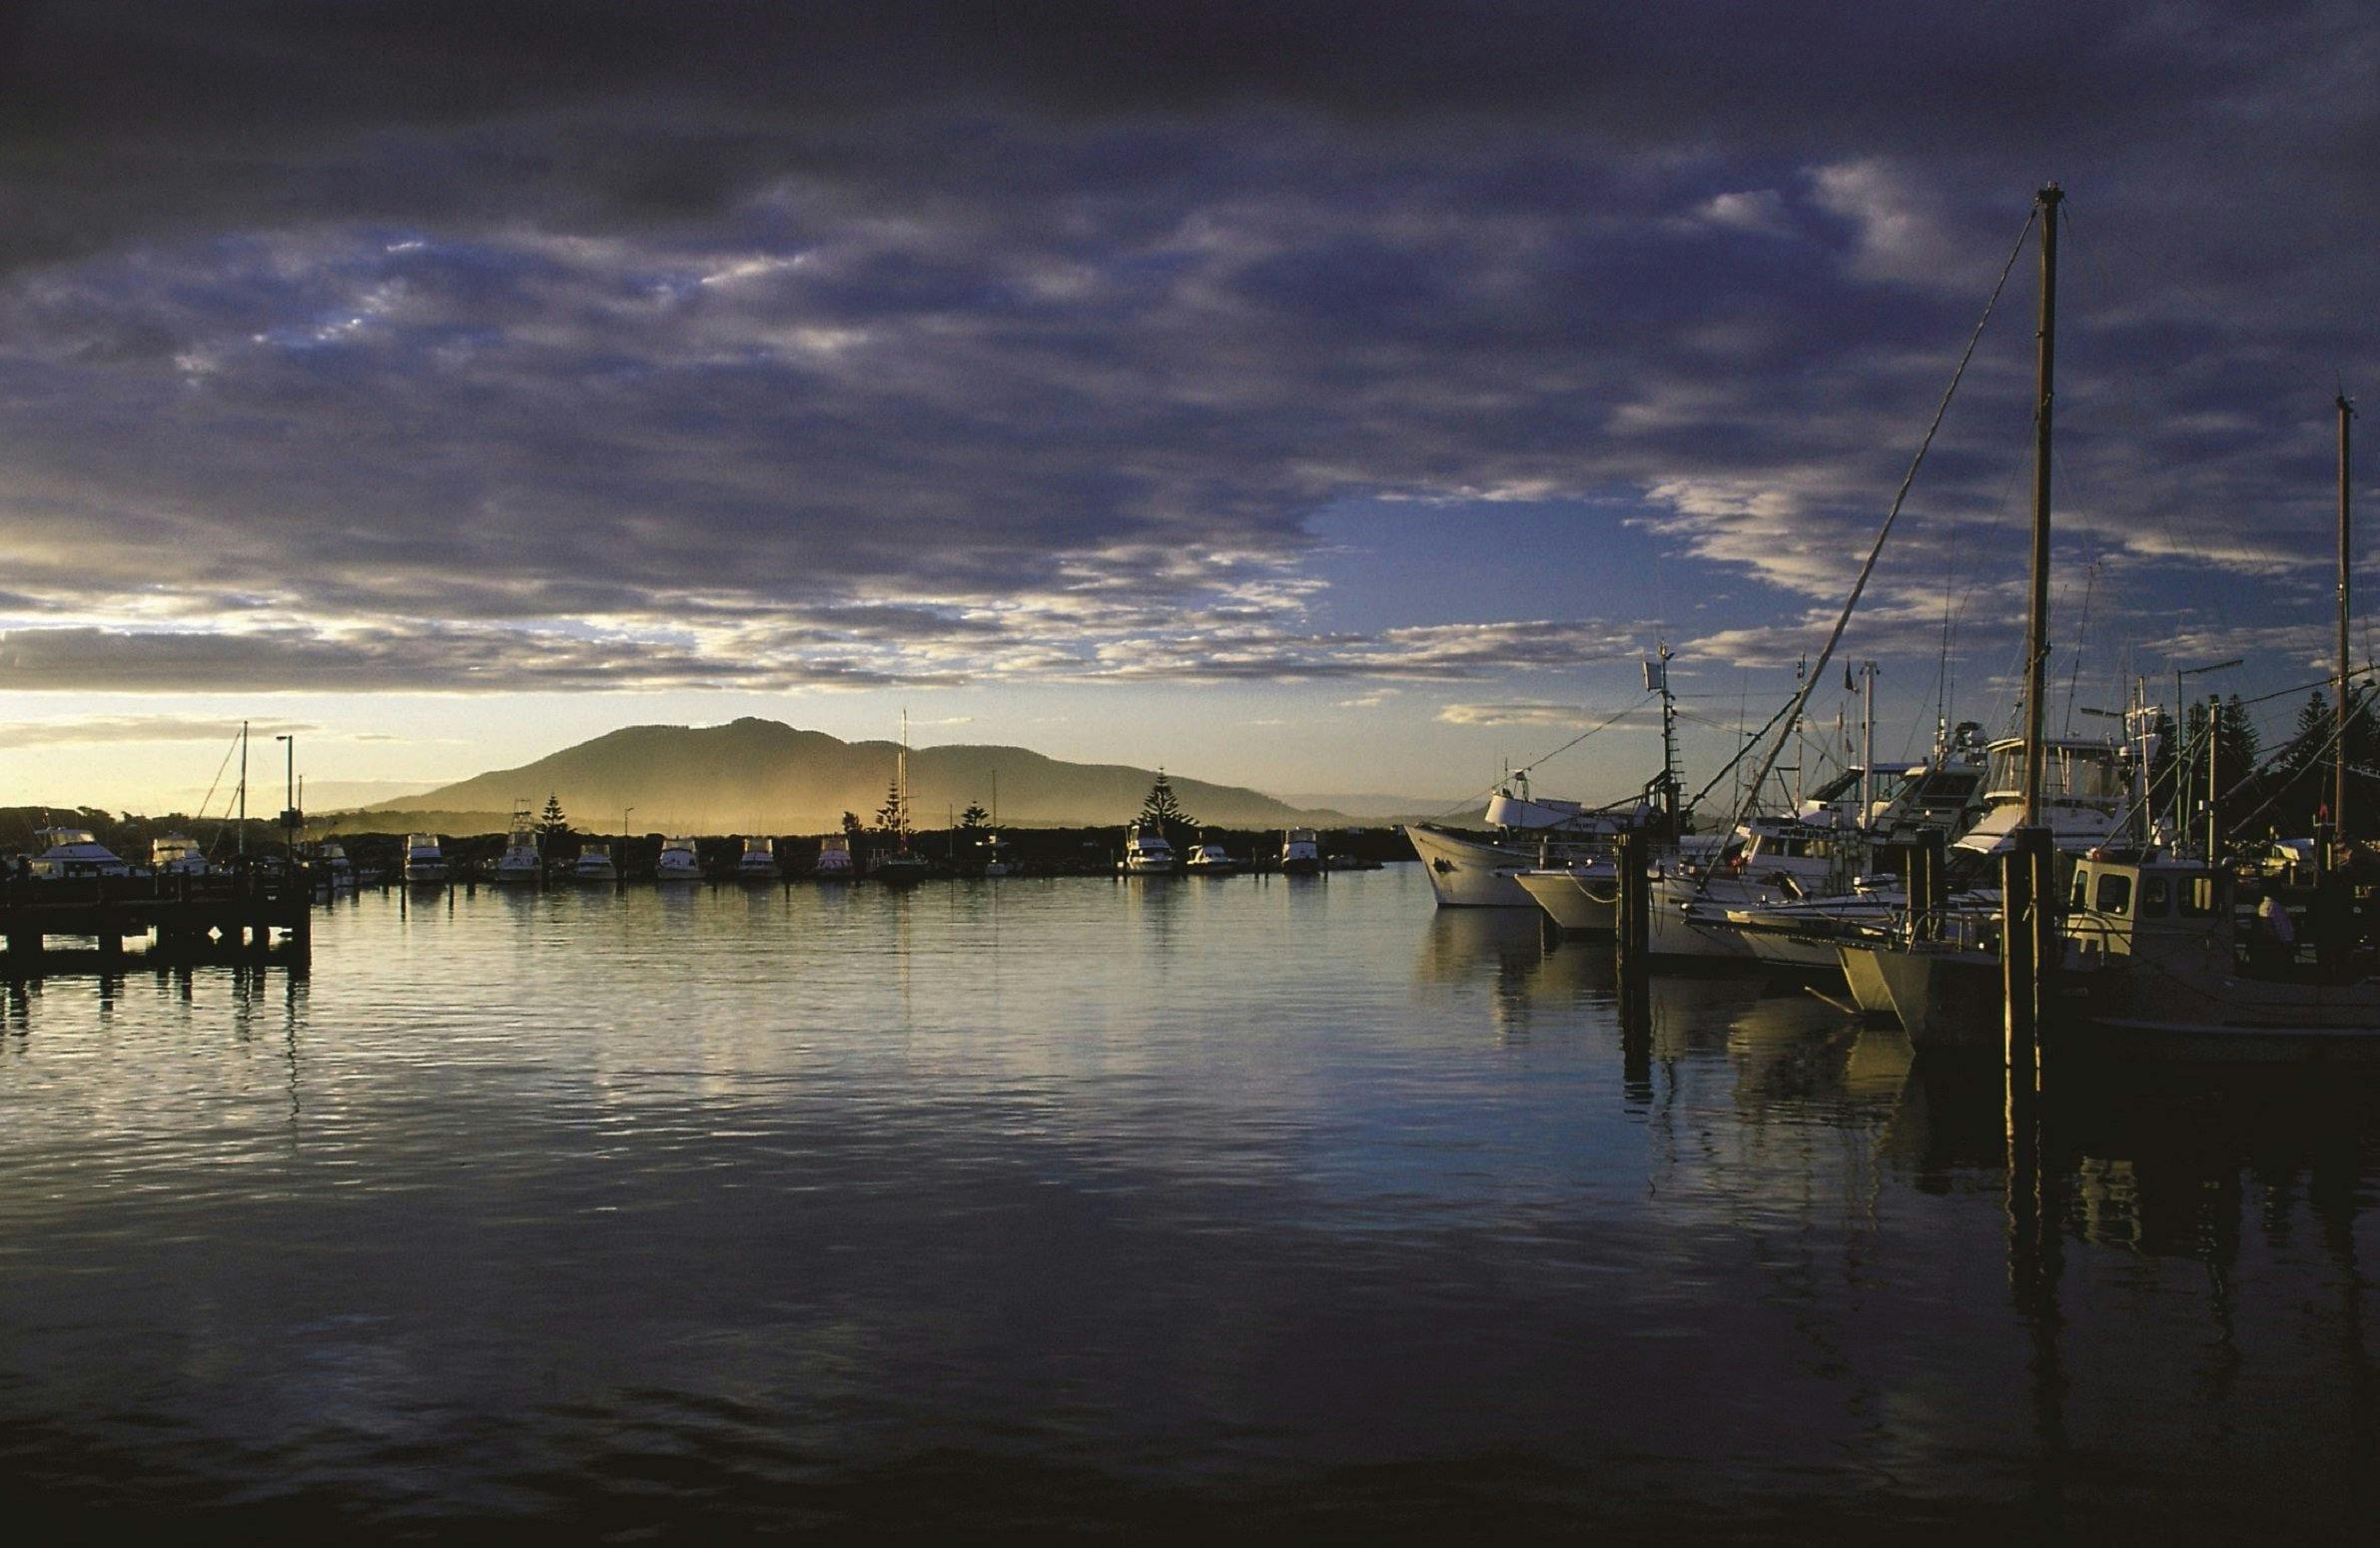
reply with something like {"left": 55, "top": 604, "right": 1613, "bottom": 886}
{"left": 3, "top": 867, "right": 2378, "bottom": 1540}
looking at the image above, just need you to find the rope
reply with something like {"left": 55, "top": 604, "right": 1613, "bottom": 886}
{"left": 1704, "top": 200, "right": 2040, "bottom": 884}
{"left": 1417, "top": 692, "right": 1658, "bottom": 824}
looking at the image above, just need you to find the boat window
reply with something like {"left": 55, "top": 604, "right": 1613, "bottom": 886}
{"left": 2140, "top": 875, "right": 2170, "bottom": 917}
{"left": 2178, "top": 876, "right": 2218, "bottom": 917}
{"left": 2094, "top": 872, "right": 2132, "bottom": 917}
{"left": 2068, "top": 871, "right": 2089, "bottom": 911}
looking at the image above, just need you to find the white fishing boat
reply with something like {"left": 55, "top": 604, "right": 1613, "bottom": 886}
{"left": 315, "top": 841, "right": 357, "bottom": 887}
{"left": 1277, "top": 828, "right": 1320, "bottom": 876}
{"left": 492, "top": 823, "right": 542, "bottom": 885}
{"left": 1184, "top": 839, "right": 1239, "bottom": 876}
{"left": 655, "top": 836, "right": 703, "bottom": 884}
{"left": 814, "top": 833, "right": 855, "bottom": 879}
{"left": 149, "top": 832, "right": 215, "bottom": 877}
{"left": 1122, "top": 824, "right": 1177, "bottom": 875}
{"left": 401, "top": 832, "right": 447, "bottom": 884}
{"left": 26, "top": 828, "right": 133, "bottom": 880}
{"left": 736, "top": 836, "right": 779, "bottom": 882}
{"left": 571, "top": 844, "right": 617, "bottom": 884}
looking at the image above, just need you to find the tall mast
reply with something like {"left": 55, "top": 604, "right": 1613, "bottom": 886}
{"left": 2339, "top": 391, "right": 2357, "bottom": 848}
{"left": 1860, "top": 662, "right": 1877, "bottom": 831}
{"left": 2020, "top": 185, "right": 2062, "bottom": 827}
{"left": 238, "top": 720, "right": 249, "bottom": 857}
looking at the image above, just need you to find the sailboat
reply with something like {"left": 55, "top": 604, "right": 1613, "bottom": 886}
{"left": 980, "top": 769, "right": 1017, "bottom": 877}
{"left": 873, "top": 711, "right": 933, "bottom": 884}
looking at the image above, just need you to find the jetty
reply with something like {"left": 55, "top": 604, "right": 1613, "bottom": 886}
{"left": 0, "top": 869, "right": 314, "bottom": 975}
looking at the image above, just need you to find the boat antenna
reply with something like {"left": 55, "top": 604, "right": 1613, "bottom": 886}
{"left": 2337, "top": 390, "right": 2359, "bottom": 859}
{"left": 1703, "top": 197, "right": 2039, "bottom": 883}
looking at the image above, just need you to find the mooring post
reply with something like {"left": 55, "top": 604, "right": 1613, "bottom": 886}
{"left": 1615, "top": 830, "right": 1651, "bottom": 1051}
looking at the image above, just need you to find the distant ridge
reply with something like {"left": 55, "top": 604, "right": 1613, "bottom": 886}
{"left": 366, "top": 718, "right": 1349, "bottom": 833}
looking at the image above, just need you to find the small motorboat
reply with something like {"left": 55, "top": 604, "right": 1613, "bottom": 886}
{"left": 655, "top": 836, "right": 704, "bottom": 884}
{"left": 1121, "top": 823, "right": 1176, "bottom": 875}
{"left": 401, "top": 832, "right": 447, "bottom": 884}
{"left": 1277, "top": 828, "right": 1321, "bottom": 876}
{"left": 492, "top": 824, "right": 542, "bottom": 885}
{"left": 1184, "top": 839, "right": 1238, "bottom": 876}
{"left": 571, "top": 844, "right": 618, "bottom": 884}
{"left": 814, "top": 833, "right": 855, "bottom": 880}
{"left": 150, "top": 832, "right": 216, "bottom": 877}
{"left": 735, "top": 836, "right": 779, "bottom": 882}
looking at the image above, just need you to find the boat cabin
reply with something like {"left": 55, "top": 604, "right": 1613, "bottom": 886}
{"left": 2061, "top": 853, "right": 2231, "bottom": 962}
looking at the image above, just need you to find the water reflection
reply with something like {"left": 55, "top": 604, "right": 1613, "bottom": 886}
{"left": 0, "top": 870, "right": 2376, "bottom": 1536}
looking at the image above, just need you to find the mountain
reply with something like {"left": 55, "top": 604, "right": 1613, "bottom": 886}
{"left": 366, "top": 718, "right": 1348, "bottom": 833}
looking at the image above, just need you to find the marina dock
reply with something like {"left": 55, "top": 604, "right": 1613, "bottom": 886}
{"left": 0, "top": 870, "right": 314, "bottom": 974}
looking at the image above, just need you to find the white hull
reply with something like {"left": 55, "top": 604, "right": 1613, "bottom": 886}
{"left": 1404, "top": 825, "right": 1542, "bottom": 908}
{"left": 1511, "top": 868, "right": 1618, "bottom": 933}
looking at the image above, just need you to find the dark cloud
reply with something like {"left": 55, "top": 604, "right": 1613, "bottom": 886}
{"left": 0, "top": 2, "right": 2373, "bottom": 695}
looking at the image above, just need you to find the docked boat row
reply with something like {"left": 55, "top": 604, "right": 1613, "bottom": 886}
{"left": 1114, "top": 826, "right": 1341, "bottom": 876}
{"left": 1425, "top": 186, "right": 2380, "bottom": 1063}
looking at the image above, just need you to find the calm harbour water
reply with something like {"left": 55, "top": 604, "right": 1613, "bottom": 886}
{"left": 3, "top": 865, "right": 2378, "bottom": 1539}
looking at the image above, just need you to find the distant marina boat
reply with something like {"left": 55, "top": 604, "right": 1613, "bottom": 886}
{"left": 27, "top": 828, "right": 133, "bottom": 880}
{"left": 1121, "top": 823, "right": 1177, "bottom": 875}
{"left": 401, "top": 832, "right": 447, "bottom": 884}
{"left": 1184, "top": 838, "right": 1238, "bottom": 876}
{"left": 814, "top": 834, "right": 855, "bottom": 880}
{"left": 492, "top": 823, "right": 542, "bottom": 885}
{"left": 655, "top": 836, "right": 704, "bottom": 884}
{"left": 873, "top": 849, "right": 933, "bottom": 884}
{"left": 571, "top": 844, "right": 617, "bottom": 884}
{"left": 1277, "top": 828, "right": 1320, "bottom": 876}
{"left": 979, "top": 833, "right": 1018, "bottom": 878}
{"left": 315, "top": 841, "right": 356, "bottom": 887}
{"left": 149, "top": 832, "right": 214, "bottom": 877}
{"left": 736, "top": 836, "right": 779, "bottom": 882}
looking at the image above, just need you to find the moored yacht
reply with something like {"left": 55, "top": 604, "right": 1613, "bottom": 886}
{"left": 492, "top": 824, "right": 542, "bottom": 885}
{"left": 1122, "top": 824, "right": 1177, "bottom": 875}
{"left": 814, "top": 833, "right": 855, "bottom": 880}
{"left": 571, "top": 844, "right": 618, "bottom": 884}
{"left": 1277, "top": 828, "right": 1320, "bottom": 876}
{"left": 655, "top": 836, "right": 704, "bottom": 883}
{"left": 26, "top": 828, "right": 133, "bottom": 880}
{"left": 1184, "top": 838, "right": 1238, "bottom": 876}
{"left": 315, "top": 841, "right": 357, "bottom": 887}
{"left": 150, "top": 832, "right": 215, "bottom": 877}
{"left": 736, "top": 836, "right": 779, "bottom": 882}
{"left": 401, "top": 832, "right": 447, "bottom": 884}
{"left": 1401, "top": 775, "right": 1633, "bottom": 906}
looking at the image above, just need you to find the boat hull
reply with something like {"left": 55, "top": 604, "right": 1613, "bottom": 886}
{"left": 1511, "top": 869, "right": 1617, "bottom": 934}
{"left": 1404, "top": 825, "right": 1539, "bottom": 908}
{"left": 1863, "top": 944, "right": 2003, "bottom": 1052}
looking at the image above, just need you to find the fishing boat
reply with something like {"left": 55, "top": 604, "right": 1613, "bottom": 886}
{"left": 1122, "top": 824, "right": 1177, "bottom": 875}
{"left": 655, "top": 836, "right": 704, "bottom": 884}
{"left": 26, "top": 828, "right": 133, "bottom": 880}
{"left": 1402, "top": 779, "right": 1633, "bottom": 905}
{"left": 736, "top": 836, "right": 779, "bottom": 882}
{"left": 1184, "top": 838, "right": 1239, "bottom": 876}
{"left": 571, "top": 844, "right": 618, "bottom": 884}
{"left": 814, "top": 833, "right": 855, "bottom": 880}
{"left": 1277, "top": 828, "right": 1320, "bottom": 876}
{"left": 401, "top": 832, "right": 447, "bottom": 884}
{"left": 492, "top": 822, "right": 542, "bottom": 885}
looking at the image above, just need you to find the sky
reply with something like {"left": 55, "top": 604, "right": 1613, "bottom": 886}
{"left": 2, "top": 1, "right": 2376, "bottom": 816}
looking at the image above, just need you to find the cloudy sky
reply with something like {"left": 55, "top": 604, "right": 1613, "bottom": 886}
{"left": 2, "top": 1, "right": 2374, "bottom": 813}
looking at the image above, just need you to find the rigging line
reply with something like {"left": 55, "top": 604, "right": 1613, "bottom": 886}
{"left": 1415, "top": 692, "right": 1658, "bottom": 824}
{"left": 1705, "top": 200, "right": 2038, "bottom": 875}
{"left": 1685, "top": 692, "right": 1801, "bottom": 812}
{"left": 192, "top": 726, "right": 240, "bottom": 829}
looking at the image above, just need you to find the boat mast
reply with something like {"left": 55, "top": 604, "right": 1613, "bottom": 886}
{"left": 2004, "top": 183, "right": 2061, "bottom": 1075}
{"left": 2339, "top": 391, "right": 2357, "bottom": 855}
{"left": 897, "top": 708, "right": 911, "bottom": 852}
{"left": 2018, "top": 188, "right": 2060, "bottom": 832}
{"left": 238, "top": 719, "right": 249, "bottom": 858}
{"left": 1860, "top": 662, "right": 1877, "bottom": 832}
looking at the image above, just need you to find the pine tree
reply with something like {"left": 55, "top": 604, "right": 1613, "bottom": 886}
{"left": 1138, "top": 771, "right": 1195, "bottom": 845}
{"left": 960, "top": 803, "right": 989, "bottom": 829}
{"left": 841, "top": 811, "right": 864, "bottom": 840}
{"left": 874, "top": 779, "right": 907, "bottom": 837}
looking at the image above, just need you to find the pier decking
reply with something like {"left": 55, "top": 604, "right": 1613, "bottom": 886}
{"left": 0, "top": 871, "right": 314, "bottom": 974}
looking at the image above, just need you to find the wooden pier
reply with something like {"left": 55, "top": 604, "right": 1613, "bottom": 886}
{"left": 0, "top": 870, "right": 314, "bottom": 975}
